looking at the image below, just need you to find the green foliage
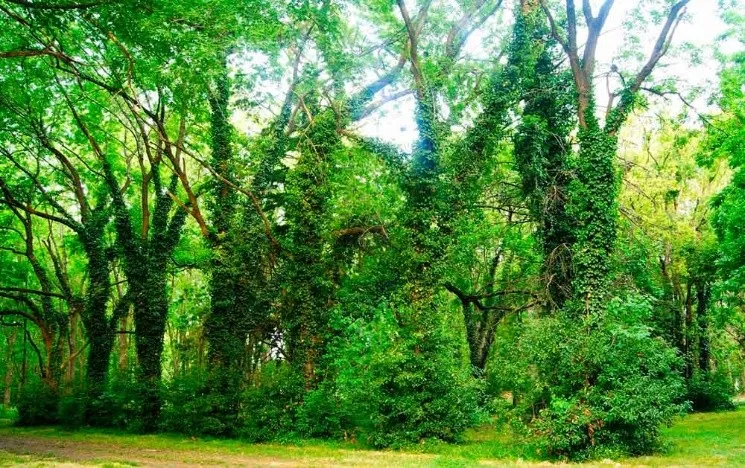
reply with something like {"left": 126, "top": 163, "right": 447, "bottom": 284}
{"left": 494, "top": 296, "right": 688, "bottom": 459}
{"left": 0, "top": 0, "right": 740, "bottom": 463}
{"left": 238, "top": 363, "right": 305, "bottom": 442}
{"left": 57, "top": 391, "right": 87, "bottom": 429}
{"left": 296, "top": 383, "right": 349, "bottom": 439}
{"left": 160, "top": 368, "right": 237, "bottom": 436}
{"left": 16, "top": 382, "right": 58, "bottom": 426}
{"left": 686, "top": 371, "right": 736, "bottom": 412}
{"left": 329, "top": 303, "right": 481, "bottom": 448}
{"left": 86, "top": 376, "right": 147, "bottom": 432}
{"left": 0, "top": 405, "right": 17, "bottom": 423}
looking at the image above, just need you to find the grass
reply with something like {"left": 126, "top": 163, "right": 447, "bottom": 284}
{"left": 0, "top": 406, "right": 743, "bottom": 466}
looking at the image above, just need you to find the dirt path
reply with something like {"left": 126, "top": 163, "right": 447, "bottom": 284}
{"left": 0, "top": 435, "right": 334, "bottom": 467}
{"left": 0, "top": 434, "right": 446, "bottom": 467}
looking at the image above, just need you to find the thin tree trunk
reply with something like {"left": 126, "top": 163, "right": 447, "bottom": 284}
{"left": 118, "top": 316, "right": 128, "bottom": 372}
{"left": 4, "top": 330, "right": 17, "bottom": 407}
{"left": 697, "top": 283, "right": 711, "bottom": 372}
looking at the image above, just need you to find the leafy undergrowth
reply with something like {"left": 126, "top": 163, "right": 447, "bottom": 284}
{"left": 0, "top": 405, "right": 743, "bottom": 466}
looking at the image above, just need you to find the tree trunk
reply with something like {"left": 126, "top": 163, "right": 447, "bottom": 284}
{"left": 81, "top": 226, "right": 114, "bottom": 405}
{"left": 4, "top": 330, "right": 16, "bottom": 407}
{"left": 696, "top": 282, "right": 711, "bottom": 372}
{"left": 569, "top": 124, "right": 619, "bottom": 316}
{"left": 684, "top": 283, "right": 694, "bottom": 379}
{"left": 204, "top": 61, "right": 245, "bottom": 374}
{"left": 118, "top": 316, "right": 129, "bottom": 372}
{"left": 131, "top": 276, "right": 166, "bottom": 432}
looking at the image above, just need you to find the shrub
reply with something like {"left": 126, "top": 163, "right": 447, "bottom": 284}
{"left": 296, "top": 383, "right": 349, "bottom": 439}
{"left": 687, "top": 370, "right": 736, "bottom": 412}
{"left": 495, "top": 295, "right": 688, "bottom": 460}
{"left": 159, "top": 368, "right": 238, "bottom": 436}
{"left": 57, "top": 390, "right": 87, "bottom": 428}
{"left": 0, "top": 404, "right": 18, "bottom": 423}
{"left": 238, "top": 362, "right": 304, "bottom": 442}
{"left": 86, "top": 375, "right": 145, "bottom": 431}
{"left": 331, "top": 303, "right": 481, "bottom": 448}
{"left": 16, "top": 382, "right": 58, "bottom": 426}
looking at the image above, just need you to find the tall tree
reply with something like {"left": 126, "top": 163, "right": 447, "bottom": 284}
{"left": 539, "top": 0, "right": 691, "bottom": 314}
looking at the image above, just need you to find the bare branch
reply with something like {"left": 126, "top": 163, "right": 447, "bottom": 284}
{"left": 0, "top": 48, "right": 49, "bottom": 59}
{"left": 629, "top": 0, "right": 690, "bottom": 95}
{"left": 608, "top": 0, "right": 690, "bottom": 133}
{"left": 582, "top": 0, "right": 615, "bottom": 80}
{"left": 0, "top": 178, "right": 80, "bottom": 231}
{"left": 582, "top": 0, "right": 594, "bottom": 24}
{"left": 355, "top": 89, "right": 414, "bottom": 120}
{"left": 396, "top": 0, "right": 431, "bottom": 101}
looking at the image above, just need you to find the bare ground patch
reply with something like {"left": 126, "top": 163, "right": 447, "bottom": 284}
{"left": 0, "top": 436, "right": 329, "bottom": 467}
{"left": 0, "top": 435, "right": 443, "bottom": 467}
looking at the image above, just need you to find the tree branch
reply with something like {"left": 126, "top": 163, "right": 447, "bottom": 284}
{"left": 608, "top": 0, "right": 690, "bottom": 133}
{"left": 0, "top": 287, "right": 65, "bottom": 299}
{"left": 540, "top": 1, "right": 569, "bottom": 54}
{"left": 5, "top": 0, "right": 113, "bottom": 10}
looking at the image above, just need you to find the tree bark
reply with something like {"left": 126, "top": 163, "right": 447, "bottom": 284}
{"left": 4, "top": 330, "right": 17, "bottom": 407}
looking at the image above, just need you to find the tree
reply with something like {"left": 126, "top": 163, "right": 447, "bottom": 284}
{"left": 539, "top": 0, "right": 691, "bottom": 314}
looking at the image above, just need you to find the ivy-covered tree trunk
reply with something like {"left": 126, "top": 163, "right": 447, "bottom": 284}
{"left": 539, "top": 0, "right": 689, "bottom": 318}
{"left": 447, "top": 5, "right": 556, "bottom": 365}
{"left": 204, "top": 63, "right": 242, "bottom": 370}
{"left": 136, "top": 172, "right": 187, "bottom": 431}
{"left": 80, "top": 220, "right": 114, "bottom": 403}
{"left": 512, "top": 20, "right": 575, "bottom": 311}
{"left": 568, "top": 119, "right": 620, "bottom": 315}
{"left": 100, "top": 143, "right": 187, "bottom": 431}
{"left": 132, "top": 266, "right": 168, "bottom": 428}
{"left": 283, "top": 110, "right": 338, "bottom": 385}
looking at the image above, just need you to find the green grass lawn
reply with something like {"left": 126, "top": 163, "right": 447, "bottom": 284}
{"left": 0, "top": 406, "right": 743, "bottom": 466}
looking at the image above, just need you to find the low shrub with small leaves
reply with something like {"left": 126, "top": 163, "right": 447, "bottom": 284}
{"left": 57, "top": 389, "right": 87, "bottom": 428}
{"left": 296, "top": 383, "right": 349, "bottom": 439}
{"left": 330, "top": 303, "right": 481, "bottom": 448}
{"left": 160, "top": 368, "right": 241, "bottom": 436}
{"left": 86, "top": 375, "right": 145, "bottom": 431}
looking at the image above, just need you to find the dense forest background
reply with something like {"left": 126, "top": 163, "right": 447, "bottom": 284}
{"left": 0, "top": 0, "right": 744, "bottom": 460}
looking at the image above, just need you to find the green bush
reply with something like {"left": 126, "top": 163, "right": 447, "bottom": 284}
{"left": 86, "top": 375, "right": 144, "bottom": 431}
{"left": 57, "top": 390, "right": 87, "bottom": 428}
{"left": 16, "top": 382, "right": 58, "bottom": 426}
{"left": 160, "top": 368, "right": 238, "bottom": 436}
{"left": 0, "top": 404, "right": 18, "bottom": 422}
{"left": 238, "top": 363, "right": 304, "bottom": 442}
{"left": 296, "top": 383, "right": 349, "bottom": 439}
{"left": 331, "top": 304, "right": 481, "bottom": 448}
{"left": 687, "top": 371, "right": 736, "bottom": 412}
{"left": 494, "top": 296, "right": 688, "bottom": 459}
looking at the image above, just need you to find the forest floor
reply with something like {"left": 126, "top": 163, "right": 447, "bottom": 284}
{"left": 0, "top": 405, "right": 743, "bottom": 467}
